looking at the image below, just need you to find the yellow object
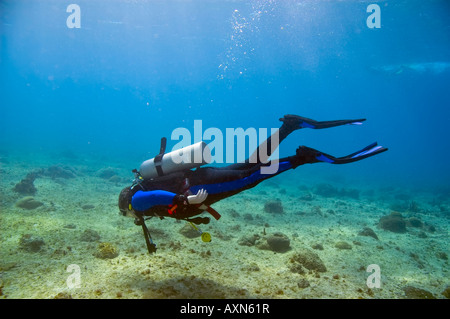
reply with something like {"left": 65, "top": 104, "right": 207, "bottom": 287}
{"left": 189, "top": 222, "right": 212, "bottom": 243}
{"left": 201, "top": 232, "right": 211, "bottom": 242}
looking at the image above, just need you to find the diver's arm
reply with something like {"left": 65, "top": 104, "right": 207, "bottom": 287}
{"left": 131, "top": 189, "right": 208, "bottom": 212}
{"left": 131, "top": 190, "right": 177, "bottom": 212}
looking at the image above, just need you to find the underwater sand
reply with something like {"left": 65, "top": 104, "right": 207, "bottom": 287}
{"left": 0, "top": 151, "right": 448, "bottom": 299}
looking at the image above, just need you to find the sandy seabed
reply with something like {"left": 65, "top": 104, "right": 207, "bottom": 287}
{"left": 0, "top": 151, "right": 448, "bottom": 299}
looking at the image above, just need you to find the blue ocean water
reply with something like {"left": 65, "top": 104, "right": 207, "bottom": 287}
{"left": 2, "top": 0, "right": 450, "bottom": 192}
{"left": 1, "top": 0, "right": 449, "bottom": 301}
{"left": 1, "top": 0, "right": 450, "bottom": 190}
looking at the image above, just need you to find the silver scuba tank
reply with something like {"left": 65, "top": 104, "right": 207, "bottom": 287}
{"left": 139, "top": 141, "right": 212, "bottom": 179}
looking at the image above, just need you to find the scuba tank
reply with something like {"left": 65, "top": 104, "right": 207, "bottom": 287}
{"left": 139, "top": 138, "right": 212, "bottom": 179}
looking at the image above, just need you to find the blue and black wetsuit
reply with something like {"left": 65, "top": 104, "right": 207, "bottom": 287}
{"left": 119, "top": 114, "right": 387, "bottom": 220}
{"left": 123, "top": 155, "right": 297, "bottom": 220}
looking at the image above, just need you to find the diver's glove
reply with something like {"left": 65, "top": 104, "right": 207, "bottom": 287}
{"left": 187, "top": 189, "right": 208, "bottom": 205}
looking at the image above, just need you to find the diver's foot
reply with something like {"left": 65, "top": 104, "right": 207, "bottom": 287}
{"left": 290, "top": 146, "right": 322, "bottom": 168}
{"left": 279, "top": 114, "right": 366, "bottom": 130}
{"left": 290, "top": 143, "right": 388, "bottom": 168}
{"left": 279, "top": 115, "right": 319, "bottom": 130}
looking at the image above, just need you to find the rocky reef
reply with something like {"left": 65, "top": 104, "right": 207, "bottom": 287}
{"left": 80, "top": 229, "right": 101, "bottom": 242}
{"left": 15, "top": 197, "right": 44, "bottom": 210}
{"left": 402, "top": 286, "right": 436, "bottom": 299}
{"left": 12, "top": 171, "right": 42, "bottom": 195}
{"left": 378, "top": 212, "right": 407, "bottom": 233}
{"left": 256, "top": 232, "right": 291, "bottom": 252}
{"left": 288, "top": 247, "right": 327, "bottom": 274}
{"left": 96, "top": 167, "right": 118, "bottom": 179}
{"left": 12, "top": 165, "right": 78, "bottom": 196}
{"left": 358, "top": 227, "right": 379, "bottom": 240}
{"left": 238, "top": 231, "right": 291, "bottom": 253}
{"left": 19, "top": 234, "right": 45, "bottom": 252}
{"left": 263, "top": 200, "right": 284, "bottom": 214}
{"left": 314, "top": 183, "right": 360, "bottom": 199}
{"left": 93, "top": 242, "right": 119, "bottom": 259}
{"left": 265, "top": 232, "right": 290, "bottom": 252}
{"left": 378, "top": 212, "right": 435, "bottom": 234}
{"left": 43, "top": 165, "right": 76, "bottom": 179}
{"left": 334, "top": 241, "right": 352, "bottom": 250}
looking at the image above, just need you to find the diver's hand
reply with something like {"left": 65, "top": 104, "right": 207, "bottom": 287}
{"left": 187, "top": 189, "right": 208, "bottom": 205}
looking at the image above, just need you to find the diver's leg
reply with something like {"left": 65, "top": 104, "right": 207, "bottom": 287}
{"left": 218, "top": 114, "right": 301, "bottom": 171}
{"left": 246, "top": 114, "right": 367, "bottom": 166}
{"left": 189, "top": 141, "right": 387, "bottom": 205}
{"left": 280, "top": 114, "right": 366, "bottom": 130}
{"left": 290, "top": 142, "right": 388, "bottom": 168}
{"left": 187, "top": 161, "right": 290, "bottom": 204}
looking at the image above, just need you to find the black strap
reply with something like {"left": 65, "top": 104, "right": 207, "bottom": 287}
{"left": 154, "top": 137, "right": 167, "bottom": 177}
{"left": 137, "top": 215, "right": 157, "bottom": 254}
{"left": 159, "top": 137, "right": 167, "bottom": 154}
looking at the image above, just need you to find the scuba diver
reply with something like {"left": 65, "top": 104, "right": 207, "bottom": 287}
{"left": 118, "top": 114, "right": 388, "bottom": 254}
